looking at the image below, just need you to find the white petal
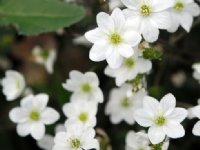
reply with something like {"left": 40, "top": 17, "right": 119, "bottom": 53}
{"left": 41, "top": 108, "right": 60, "bottom": 124}
{"left": 143, "top": 96, "right": 159, "bottom": 116}
{"left": 82, "top": 139, "right": 100, "bottom": 150}
{"left": 160, "top": 93, "right": 176, "bottom": 116}
{"left": 152, "top": 0, "right": 174, "bottom": 12}
{"left": 137, "top": 58, "right": 152, "bottom": 73}
{"left": 134, "top": 109, "right": 154, "bottom": 127}
{"left": 89, "top": 43, "right": 108, "bottom": 61}
{"left": 37, "top": 134, "right": 54, "bottom": 150}
{"left": 30, "top": 122, "right": 45, "bottom": 140}
{"left": 167, "top": 14, "right": 180, "bottom": 33}
{"left": 111, "top": 8, "right": 125, "bottom": 32}
{"left": 16, "top": 123, "right": 31, "bottom": 137}
{"left": 148, "top": 126, "right": 165, "bottom": 144}
{"left": 168, "top": 108, "right": 188, "bottom": 122}
{"left": 123, "top": 30, "right": 142, "bottom": 46}
{"left": 91, "top": 87, "right": 104, "bottom": 103}
{"left": 192, "top": 105, "right": 200, "bottom": 119}
{"left": 9, "top": 107, "right": 27, "bottom": 123}
{"left": 121, "top": 0, "right": 139, "bottom": 9}
{"left": 84, "top": 72, "right": 99, "bottom": 86}
{"left": 180, "top": 12, "right": 193, "bottom": 32}
{"left": 54, "top": 132, "right": 68, "bottom": 144}
{"left": 33, "top": 93, "right": 49, "bottom": 111}
{"left": 110, "top": 113, "right": 123, "bottom": 124}
{"left": 106, "top": 49, "right": 123, "bottom": 69}
{"left": 97, "top": 12, "right": 114, "bottom": 33}
{"left": 117, "top": 44, "right": 134, "bottom": 58}
{"left": 20, "top": 95, "right": 34, "bottom": 110}
{"left": 52, "top": 144, "right": 69, "bottom": 150}
{"left": 151, "top": 11, "right": 171, "bottom": 29}
{"left": 85, "top": 28, "right": 105, "bottom": 43}
{"left": 163, "top": 122, "right": 185, "bottom": 138}
{"left": 185, "top": 3, "right": 200, "bottom": 17}
{"left": 192, "top": 121, "right": 200, "bottom": 136}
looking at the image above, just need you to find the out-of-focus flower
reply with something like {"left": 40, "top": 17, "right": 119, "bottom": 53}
{"left": 32, "top": 46, "right": 57, "bottom": 74}
{"left": 171, "top": 71, "right": 186, "bottom": 88}
{"left": 105, "top": 84, "right": 147, "bottom": 124}
{"left": 9, "top": 94, "right": 60, "bottom": 140}
{"left": 125, "top": 130, "right": 151, "bottom": 150}
{"left": 62, "top": 70, "right": 103, "bottom": 104}
{"left": 192, "top": 63, "right": 200, "bottom": 83}
{"left": 122, "top": 0, "right": 173, "bottom": 42}
{"left": 135, "top": 93, "right": 188, "bottom": 144}
{"left": 1, "top": 70, "right": 25, "bottom": 101}
{"left": 52, "top": 122, "right": 99, "bottom": 150}
{"left": 85, "top": 8, "right": 141, "bottom": 69}
{"left": 108, "top": 0, "right": 124, "bottom": 10}
{"left": 104, "top": 54, "right": 152, "bottom": 86}
{"left": 188, "top": 99, "right": 200, "bottom": 119}
{"left": 63, "top": 101, "right": 97, "bottom": 128}
{"left": 167, "top": 0, "right": 200, "bottom": 32}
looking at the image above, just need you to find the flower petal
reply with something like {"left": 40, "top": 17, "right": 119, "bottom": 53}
{"left": 137, "top": 58, "right": 152, "bottom": 73}
{"left": 151, "top": 11, "right": 171, "bottom": 29}
{"left": 148, "top": 125, "right": 165, "bottom": 144}
{"left": 111, "top": 8, "right": 125, "bottom": 32}
{"left": 192, "top": 120, "right": 200, "bottom": 136}
{"left": 30, "top": 122, "right": 45, "bottom": 140}
{"left": 168, "top": 108, "right": 188, "bottom": 123}
{"left": 16, "top": 123, "right": 31, "bottom": 137}
{"left": 106, "top": 48, "right": 123, "bottom": 69}
{"left": 163, "top": 122, "right": 185, "bottom": 138}
{"left": 9, "top": 107, "right": 27, "bottom": 123}
{"left": 180, "top": 12, "right": 193, "bottom": 32}
{"left": 84, "top": 72, "right": 99, "bottom": 86}
{"left": 33, "top": 93, "right": 49, "bottom": 111}
{"left": 82, "top": 139, "right": 100, "bottom": 150}
{"left": 143, "top": 96, "right": 159, "bottom": 116}
{"left": 85, "top": 28, "right": 105, "bottom": 43}
{"left": 89, "top": 43, "right": 108, "bottom": 61}
{"left": 185, "top": 3, "right": 200, "bottom": 17}
{"left": 160, "top": 93, "right": 176, "bottom": 116}
{"left": 135, "top": 109, "right": 154, "bottom": 127}
{"left": 97, "top": 12, "right": 114, "bottom": 33}
{"left": 121, "top": 0, "right": 139, "bottom": 9}
{"left": 192, "top": 105, "right": 200, "bottom": 119}
{"left": 123, "top": 30, "right": 142, "bottom": 47}
{"left": 117, "top": 44, "right": 134, "bottom": 58}
{"left": 41, "top": 108, "right": 60, "bottom": 125}
{"left": 152, "top": 0, "right": 174, "bottom": 12}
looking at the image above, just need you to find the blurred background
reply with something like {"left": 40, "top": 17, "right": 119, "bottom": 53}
{"left": 0, "top": 0, "right": 200, "bottom": 149}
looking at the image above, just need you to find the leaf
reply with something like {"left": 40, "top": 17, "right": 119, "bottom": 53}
{"left": 0, "top": 0, "right": 85, "bottom": 35}
{"left": 143, "top": 48, "right": 162, "bottom": 60}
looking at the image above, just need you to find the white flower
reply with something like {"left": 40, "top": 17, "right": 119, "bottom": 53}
{"left": 125, "top": 130, "right": 151, "bottom": 150}
{"left": 1, "top": 70, "right": 25, "bottom": 101}
{"left": 191, "top": 103, "right": 200, "bottom": 136}
{"left": 167, "top": 0, "right": 200, "bottom": 32}
{"left": 63, "top": 101, "right": 97, "bottom": 128}
{"left": 37, "top": 124, "right": 65, "bottom": 150}
{"left": 32, "top": 46, "right": 57, "bottom": 74}
{"left": 9, "top": 94, "right": 60, "bottom": 140}
{"left": 192, "top": 62, "right": 200, "bottom": 83}
{"left": 105, "top": 84, "right": 147, "bottom": 124}
{"left": 108, "top": 0, "right": 124, "bottom": 10}
{"left": 85, "top": 8, "right": 142, "bottom": 69}
{"left": 52, "top": 122, "right": 99, "bottom": 150}
{"left": 62, "top": 70, "right": 103, "bottom": 103}
{"left": 122, "top": 0, "right": 173, "bottom": 42}
{"left": 104, "top": 54, "right": 152, "bottom": 86}
{"left": 135, "top": 93, "right": 188, "bottom": 144}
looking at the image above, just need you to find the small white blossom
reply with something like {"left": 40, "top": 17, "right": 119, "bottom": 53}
{"left": 9, "top": 94, "right": 60, "bottom": 140}
{"left": 32, "top": 46, "right": 57, "bottom": 74}
{"left": 104, "top": 54, "right": 152, "bottom": 86}
{"left": 85, "top": 8, "right": 141, "bottom": 69}
{"left": 167, "top": 0, "right": 200, "bottom": 32}
{"left": 62, "top": 70, "right": 103, "bottom": 103}
{"left": 191, "top": 103, "right": 200, "bottom": 136}
{"left": 122, "top": 0, "right": 173, "bottom": 42}
{"left": 63, "top": 101, "right": 97, "bottom": 128}
{"left": 1, "top": 70, "right": 25, "bottom": 101}
{"left": 105, "top": 84, "right": 147, "bottom": 124}
{"left": 135, "top": 93, "right": 188, "bottom": 144}
{"left": 192, "top": 62, "right": 200, "bottom": 83}
{"left": 171, "top": 71, "right": 186, "bottom": 88}
{"left": 108, "top": 0, "right": 124, "bottom": 10}
{"left": 52, "top": 122, "right": 99, "bottom": 150}
{"left": 125, "top": 130, "right": 151, "bottom": 150}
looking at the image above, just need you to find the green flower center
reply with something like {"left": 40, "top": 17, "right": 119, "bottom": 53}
{"left": 81, "top": 83, "right": 91, "bottom": 93}
{"left": 140, "top": 5, "right": 151, "bottom": 16}
{"left": 121, "top": 97, "right": 131, "bottom": 108}
{"left": 70, "top": 138, "right": 81, "bottom": 149}
{"left": 155, "top": 116, "right": 166, "bottom": 126}
{"left": 124, "top": 58, "right": 135, "bottom": 69}
{"left": 40, "top": 49, "right": 49, "bottom": 60}
{"left": 29, "top": 111, "right": 40, "bottom": 121}
{"left": 174, "top": 2, "right": 184, "bottom": 11}
{"left": 110, "top": 33, "right": 122, "bottom": 45}
{"left": 78, "top": 112, "right": 88, "bottom": 122}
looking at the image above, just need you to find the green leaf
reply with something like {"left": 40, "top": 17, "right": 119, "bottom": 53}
{"left": 0, "top": 0, "right": 85, "bottom": 35}
{"left": 143, "top": 48, "right": 162, "bottom": 60}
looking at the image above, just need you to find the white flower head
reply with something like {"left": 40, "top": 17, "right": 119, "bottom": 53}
{"left": 9, "top": 94, "right": 60, "bottom": 140}
{"left": 32, "top": 46, "right": 57, "bottom": 74}
{"left": 167, "top": 0, "right": 200, "bottom": 32}
{"left": 104, "top": 54, "right": 152, "bottom": 86}
{"left": 1, "top": 70, "right": 25, "bottom": 101}
{"left": 105, "top": 84, "right": 147, "bottom": 124}
{"left": 122, "top": 0, "right": 174, "bottom": 42}
{"left": 52, "top": 122, "right": 99, "bottom": 150}
{"left": 85, "top": 8, "right": 142, "bottom": 69}
{"left": 191, "top": 102, "right": 200, "bottom": 136}
{"left": 62, "top": 70, "right": 103, "bottom": 103}
{"left": 192, "top": 62, "right": 200, "bottom": 83}
{"left": 125, "top": 130, "right": 151, "bottom": 150}
{"left": 135, "top": 93, "right": 188, "bottom": 144}
{"left": 63, "top": 100, "right": 97, "bottom": 128}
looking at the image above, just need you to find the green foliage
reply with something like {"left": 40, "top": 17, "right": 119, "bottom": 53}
{"left": 143, "top": 48, "right": 162, "bottom": 60}
{"left": 0, "top": 0, "right": 85, "bottom": 35}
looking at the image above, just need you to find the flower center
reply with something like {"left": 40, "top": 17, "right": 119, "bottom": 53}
{"left": 70, "top": 138, "right": 81, "bottom": 149}
{"left": 110, "top": 33, "right": 122, "bottom": 45}
{"left": 78, "top": 112, "right": 88, "bottom": 122}
{"left": 155, "top": 116, "right": 166, "bottom": 126}
{"left": 174, "top": 2, "right": 184, "bottom": 11}
{"left": 81, "top": 83, "right": 91, "bottom": 93}
{"left": 140, "top": 5, "right": 151, "bottom": 16}
{"left": 121, "top": 97, "right": 131, "bottom": 108}
{"left": 40, "top": 49, "right": 49, "bottom": 60}
{"left": 29, "top": 110, "right": 40, "bottom": 121}
{"left": 124, "top": 58, "right": 135, "bottom": 69}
